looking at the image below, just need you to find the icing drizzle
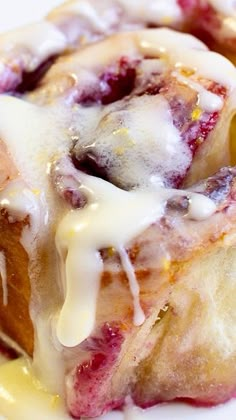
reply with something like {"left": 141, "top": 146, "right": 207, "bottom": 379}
{"left": 0, "top": 358, "right": 70, "bottom": 420}
{"left": 55, "top": 170, "right": 166, "bottom": 347}
{"left": 54, "top": 161, "right": 216, "bottom": 348}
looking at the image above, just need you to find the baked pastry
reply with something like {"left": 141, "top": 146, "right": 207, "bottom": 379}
{"left": 0, "top": 4, "right": 236, "bottom": 420}
{"left": 49, "top": 0, "right": 236, "bottom": 55}
{"left": 1, "top": 0, "right": 236, "bottom": 95}
{"left": 191, "top": 1, "right": 236, "bottom": 57}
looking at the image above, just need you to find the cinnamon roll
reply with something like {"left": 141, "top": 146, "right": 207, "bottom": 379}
{"left": 0, "top": 5, "right": 236, "bottom": 420}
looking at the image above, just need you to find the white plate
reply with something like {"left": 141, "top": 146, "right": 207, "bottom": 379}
{"left": 0, "top": 1, "right": 235, "bottom": 419}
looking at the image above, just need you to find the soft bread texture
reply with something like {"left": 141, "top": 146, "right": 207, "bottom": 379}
{"left": 0, "top": 213, "right": 33, "bottom": 355}
{"left": 0, "top": 0, "right": 236, "bottom": 95}
{"left": 66, "top": 168, "right": 236, "bottom": 417}
{"left": 1, "top": 167, "right": 236, "bottom": 416}
{"left": 135, "top": 246, "right": 236, "bottom": 406}
{"left": 0, "top": 23, "right": 236, "bottom": 420}
{"left": 0, "top": 143, "right": 33, "bottom": 354}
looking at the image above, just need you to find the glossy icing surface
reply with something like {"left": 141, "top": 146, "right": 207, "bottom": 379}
{"left": 0, "top": 356, "right": 236, "bottom": 420}
{"left": 0, "top": 2, "right": 236, "bottom": 419}
{"left": 0, "top": 358, "right": 70, "bottom": 420}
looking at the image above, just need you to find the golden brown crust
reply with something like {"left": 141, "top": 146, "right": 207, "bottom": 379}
{"left": 0, "top": 197, "right": 234, "bottom": 358}
{"left": 134, "top": 243, "right": 236, "bottom": 406}
{"left": 0, "top": 212, "right": 33, "bottom": 355}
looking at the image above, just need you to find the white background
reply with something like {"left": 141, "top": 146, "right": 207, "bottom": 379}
{"left": 0, "top": 0, "right": 235, "bottom": 418}
{"left": 0, "top": 0, "right": 61, "bottom": 32}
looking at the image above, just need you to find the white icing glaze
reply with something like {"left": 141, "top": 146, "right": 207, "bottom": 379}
{"left": 0, "top": 27, "right": 224, "bottom": 414}
{"left": 136, "top": 29, "right": 236, "bottom": 90}
{"left": 0, "top": 96, "right": 70, "bottom": 192}
{"left": 0, "top": 22, "right": 66, "bottom": 71}
{"left": 197, "top": 90, "right": 223, "bottom": 113}
{"left": 116, "top": 0, "right": 183, "bottom": 24}
{"left": 0, "top": 96, "right": 73, "bottom": 392}
{"left": 187, "top": 193, "right": 217, "bottom": 221}
{"left": 0, "top": 252, "right": 7, "bottom": 306}
{"left": 0, "top": 179, "right": 41, "bottom": 222}
{"left": 0, "top": 179, "right": 44, "bottom": 257}
{"left": 0, "top": 39, "right": 218, "bottom": 352}
{"left": 55, "top": 159, "right": 216, "bottom": 348}
{"left": 49, "top": 0, "right": 183, "bottom": 32}
{"left": 34, "top": 29, "right": 236, "bottom": 101}
{"left": 172, "top": 72, "right": 223, "bottom": 112}
{"left": 119, "top": 247, "right": 145, "bottom": 326}
{"left": 76, "top": 95, "right": 191, "bottom": 189}
{"left": 0, "top": 358, "right": 70, "bottom": 420}
{"left": 33, "top": 316, "right": 65, "bottom": 395}
{"left": 208, "top": 0, "right": 236, "bottom": 15}
{"left": 47, "top": 0, "right": 120, "bottom": 46}
{"left": 54, "top": 1, "right": 110, "bottom": 32}
{"left": 0, "top": 357, "right": 235, "bottom": 420}
{"left": 53, "top": 0, "right": 183, "bottom": 23}
{"left": 56, "top": 171, "right": 166, "bottom": 347}
{"left": 138, "top": 58, "right": 167, "bottom": 75}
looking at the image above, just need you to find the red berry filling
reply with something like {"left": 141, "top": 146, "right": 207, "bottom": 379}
{"left": 16, "top": 56, "right": 57, "bottom": 94}
{"left": 68, "top": 323, "right": 124, "bottom": 418}
{"left": 0, "top": 56, "right": 57, "bottom": 95}
{"left": 71, "top": 57, "right": 226, "bottom": 190}
{"left": 78, "top": 57, "right": 137, "bottom": 106}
